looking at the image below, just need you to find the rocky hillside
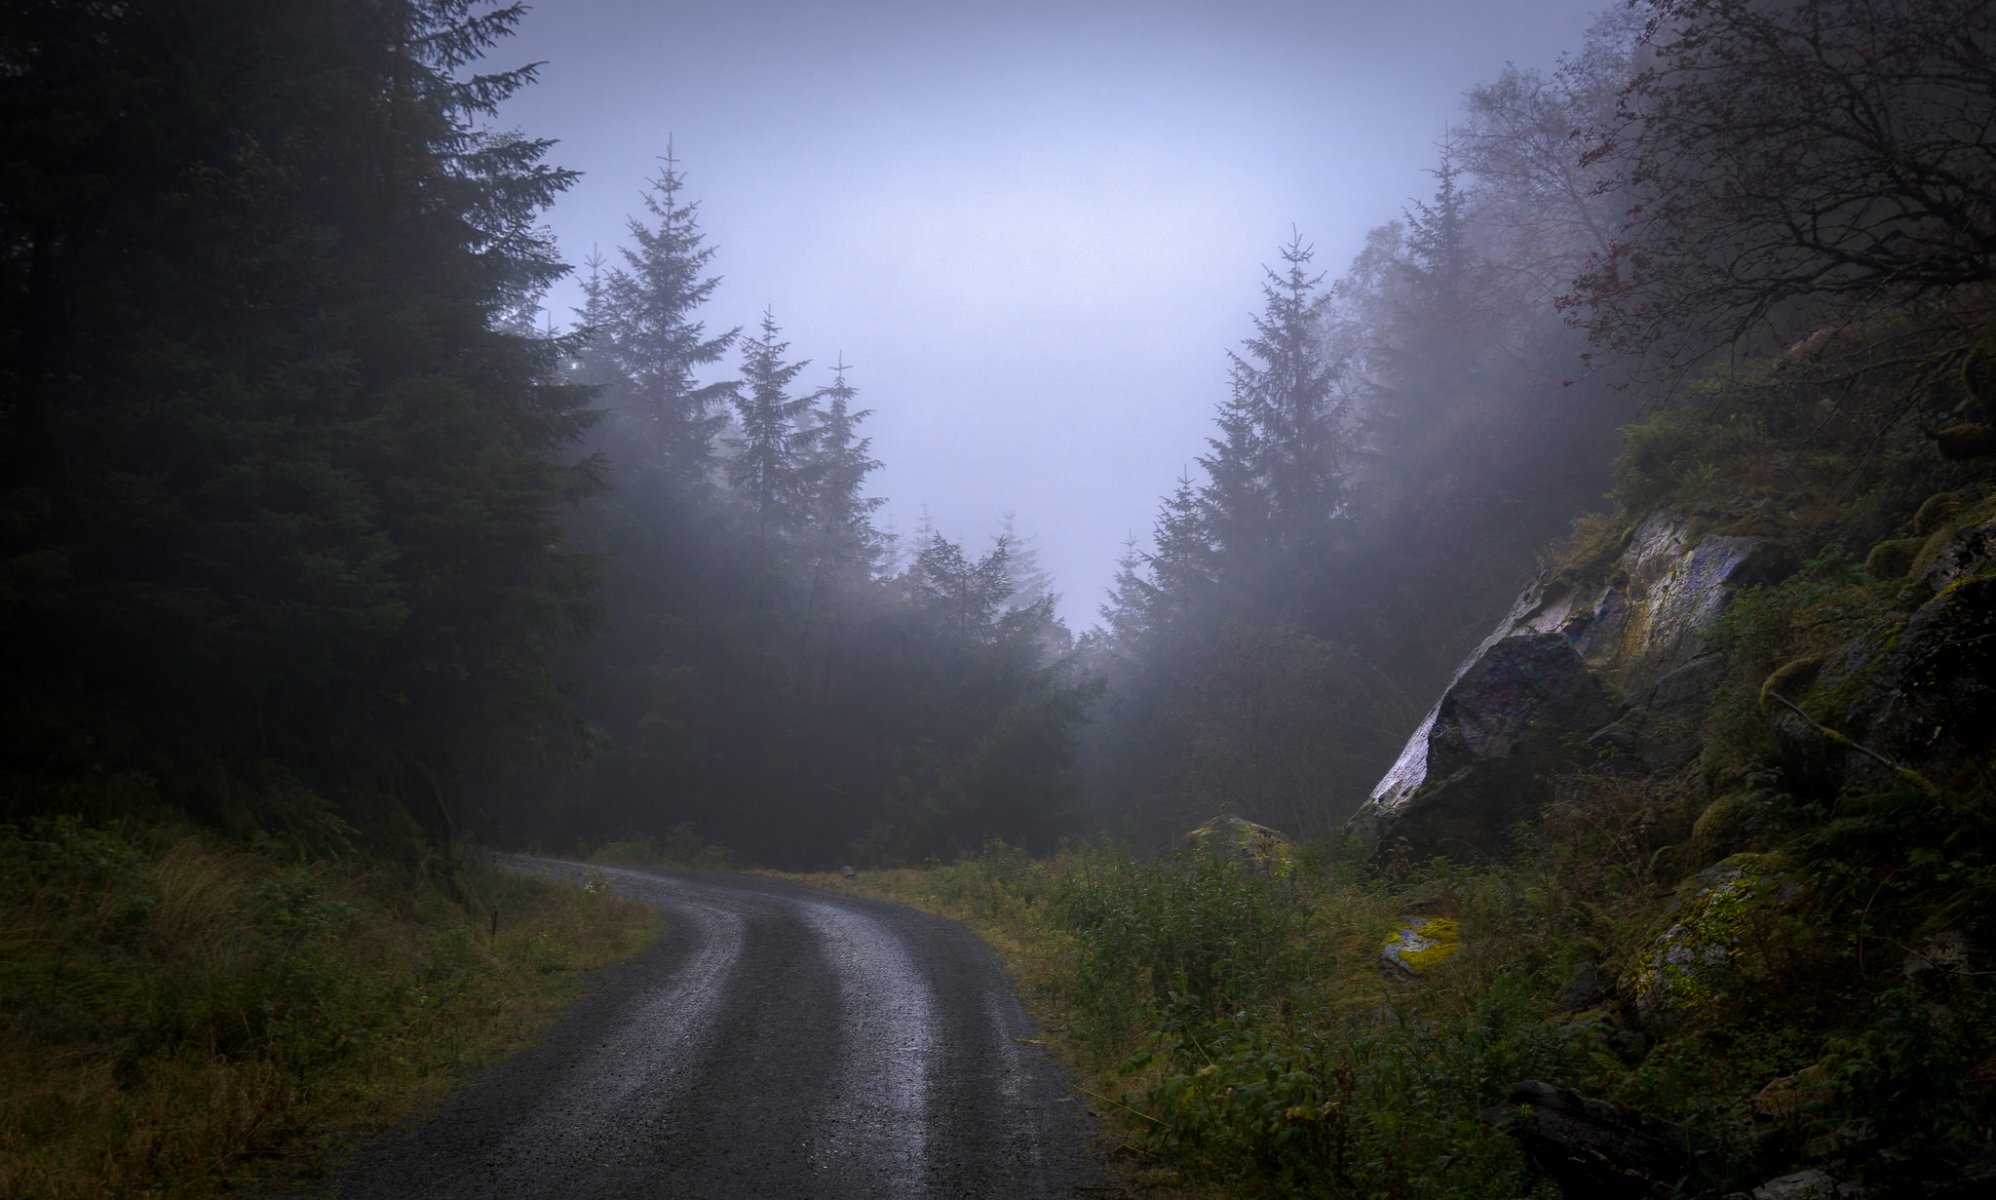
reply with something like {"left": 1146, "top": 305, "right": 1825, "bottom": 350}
{"left": 1346, "top": 314, "right": 1996, "bottom": 1196}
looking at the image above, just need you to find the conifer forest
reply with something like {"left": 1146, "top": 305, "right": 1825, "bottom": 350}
{"left": 5, "top": 2, "right": 1996, "bottom": 1197}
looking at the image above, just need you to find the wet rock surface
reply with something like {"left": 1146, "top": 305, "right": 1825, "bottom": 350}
{"left": 304, "top": 860, "right": 1106, "bottom": 1200}
{"left": 1352, "top": 512, "right": 1796, "bottom": 858}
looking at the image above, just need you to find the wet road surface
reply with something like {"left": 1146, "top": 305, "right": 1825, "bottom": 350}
{"left": 314, "top": 859, "right": 1109, "bottom": 1199}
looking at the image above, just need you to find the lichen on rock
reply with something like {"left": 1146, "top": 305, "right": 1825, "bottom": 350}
{"left": 1380, "top": 914, "right": 1462, "bottom": 976}
{"left": 1179, "top": 814, "right": 1294, "bottom": 876}
{"left": 1626, "top": 853, "right": 1808, "bottom": 1035}
{"left": 1349, "top": 510, "right": 1797, "bottom": 859}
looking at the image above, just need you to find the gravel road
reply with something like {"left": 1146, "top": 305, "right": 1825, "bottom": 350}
{"left": 314, "top": 859, "right": 1110, "bottom": 1199}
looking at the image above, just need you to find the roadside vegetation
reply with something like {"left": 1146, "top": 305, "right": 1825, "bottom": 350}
{"left": 823, "top": 312, "right": 1996, "bottom": 1198}
{"left": 828, "top": 765, "right": 1992, "bottom": 1199}
{"left": 826, "top": 843, "right": 1632, "bottom": 1198}
{"left": 0, "top": 818, "right": 658, "bottom": 1200}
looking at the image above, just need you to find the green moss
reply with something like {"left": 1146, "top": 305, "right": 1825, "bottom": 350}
{"left": 1934, "top": 424, "right": 1996, "bottom": 461}
{"left": 1864, "top": 538, "right": 1921, "bottom": 581}
{"left": 1688, "top": 793, "right": 1753, "bottom": 864}
{"left": 1913, "top": 492, "right": 1965, "bottom": 536}
{"left": 1759, "top": 656, "right": 1825, "bottom": 712}
{"left": 1629, "top": 854, "right": 1811, "bottom": 1030}
{"left": 1961, "top": 333, "right": 1996, "bottom": 404}
{"left": 1182, "top": 815, "right": 1295, "bottom": 877}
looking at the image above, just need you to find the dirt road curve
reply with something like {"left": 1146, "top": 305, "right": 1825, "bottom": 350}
{"left": 316, "top": 859, "right": 1109, "bottom": 1199}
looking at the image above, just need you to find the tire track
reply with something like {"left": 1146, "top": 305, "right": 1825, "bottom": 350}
{"left": 307, "top": 859, "right": 1105, "bottom": 1199}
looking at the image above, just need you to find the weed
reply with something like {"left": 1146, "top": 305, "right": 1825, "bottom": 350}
{"left": 0, "top": 817, "right": 659, "bottom": 1199}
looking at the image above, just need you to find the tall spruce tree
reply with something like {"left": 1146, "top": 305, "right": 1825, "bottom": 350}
{"left": 800, "top": 356, "right": 885, "bottom": 584}
{"left": 1197, "top": 233, "right": 1347, "bottom": 614}
{"left": 602, "top": 144, "right": 739, "bottom": 478}
{"left": 730, "top": 307, "right": 813, "bottom": 545}
{"left": 0, "top": 0, "right": 598, "bottom": 844}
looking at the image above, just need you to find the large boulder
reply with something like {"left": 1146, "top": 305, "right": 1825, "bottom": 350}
{"left": 1353, "top": 632, "right": 1615, "bottom": 859}
{"left": 1349, "top": 512, "right": 1794, "bottom": 859}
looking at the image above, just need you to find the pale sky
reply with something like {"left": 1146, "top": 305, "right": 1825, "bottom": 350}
{"left": 496, "top": 0, "right": 1613, "bottom": 629}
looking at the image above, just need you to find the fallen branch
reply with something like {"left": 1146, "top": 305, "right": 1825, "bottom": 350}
{"left": 1765, "top": 691, "right": 1939, "bottom": 797}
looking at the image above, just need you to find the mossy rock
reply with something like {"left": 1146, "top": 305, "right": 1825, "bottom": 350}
{"left": 1687, "top": 792, "right": 1753, "bottom": 865}
{"left": 1864, "top": 537, "right": 1922, "bottom": 581}
{"left": 1380, "top": 915, "right": 1463, "bottom": 976}
{"left": 1179, "top": 814, "right": 1294, "bottom": 876}
{"left": 1759, "top": 655, "right": 1825, "bottom": 712}
{"left": 1913, "top": 491, "right": 1966, "bottom": 536}
{"left": 1626, "top": 853, "right": 1808, "bottom": 1035}
{"left": 1963, "top": 334, "right": 1996, "bottom": 405}
{"left": 1934, "top": 424, "right": 1996, "bottom": 461}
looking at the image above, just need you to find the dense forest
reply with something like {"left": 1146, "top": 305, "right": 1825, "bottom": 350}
{"left": 4, "top": 0, "right": 1991, "bottom": 865}
{"left": 5, "top": 0, "right": 1995, "bottom": 1192}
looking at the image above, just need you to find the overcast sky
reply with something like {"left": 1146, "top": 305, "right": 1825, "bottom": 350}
{"left": 496, "top": 0, "right": 1611, "bottom": 630}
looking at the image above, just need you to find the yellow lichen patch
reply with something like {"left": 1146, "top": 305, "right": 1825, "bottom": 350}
{"left": 1382, "top": 915, "right": 1463, "bottom": 975}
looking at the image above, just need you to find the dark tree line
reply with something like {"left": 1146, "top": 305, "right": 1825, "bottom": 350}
{"left": 2, "top": 0, "right": 597, "bottom": 854}
{"left": 1, "top": 2, "right": 1092, "bottom": 869}
{"left": 11, "top": 0, "right": 1984, "bottom": 868}
{"left": 480, "top": 150, "right": 1092, "bottom": 868}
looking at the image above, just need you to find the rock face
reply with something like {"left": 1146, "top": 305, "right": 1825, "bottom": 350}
{"left": 1350, "top": 512, "right": 1795, "bottom": 858}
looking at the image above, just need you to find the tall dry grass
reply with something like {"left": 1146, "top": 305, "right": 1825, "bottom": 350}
{"left": 0, "top": 819, "right": 658, "bottom": 1199}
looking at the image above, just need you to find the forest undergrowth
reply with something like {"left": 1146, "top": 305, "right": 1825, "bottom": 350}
{"left": 824, "top": 783, "right": 1993, "bottom": 1199}
{"left": 820, "top": 838, "right": 1658, "bottom": 1199}
{"left": 816, "top": 318, "right": 1996, "bottom": 1198}
{"left": 0, "top": 818, "right": 659, "bottom": 1200}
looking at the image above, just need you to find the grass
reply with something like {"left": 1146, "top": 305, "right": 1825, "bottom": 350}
{"left": 792, "top": 314, "right": 1996, "bottom": 1198}
{"left": 808, "top": 751, "right": 1992, "bottom": 1197}
{"left": 0, "top": 817, "right": 660, "bottom": 1199}
{"left": 803, "top": 842, "right": 1620, "bottom": 1198}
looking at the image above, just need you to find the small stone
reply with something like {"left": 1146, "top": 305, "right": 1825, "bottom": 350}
{"left": 1750, "top": 1167, "right": 1858, "bottom": 1199}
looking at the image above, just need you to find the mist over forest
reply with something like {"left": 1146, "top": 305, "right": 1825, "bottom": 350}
{"left": 2, "top": 0, "right": 1987, "bottom": 868}
{"left": 9, "top": 2, "right": 1996, "bottom": 1196}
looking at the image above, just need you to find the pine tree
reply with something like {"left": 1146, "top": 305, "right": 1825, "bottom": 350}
{"left": 1097, "top": 535, "right": 1155, "bottom": 650}
{"left": 0, "top": 0, "right": 600, "bottom": 843}
{"left": 800, "top": 355, "right": 885, "bottom": 582}
{"left": 729, "top": 307, "right": 813, "bottom": 544}
{"left": 1197, "top": 233, "right": 1346, "bottom": 607}
{"left": 1359, "top": 136, "right": 1485, "bottom": 474}
{"left": 566, "top": 247, "right": 628, "bottom": 393}
{"left": 601, "top": 143, "right": 738, "bottom": 478}
{"left": 995, "top": 513, "right": 1057, "bottom": 612}
{"left": 1401, "top": 135, "right": 1474, "bottom": 323}
{"left": 910, "top": 533, "right": 1013, "bottom": 643}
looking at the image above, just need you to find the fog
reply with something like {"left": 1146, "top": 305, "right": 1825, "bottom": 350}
{"left": 497, "top": 0, "right": 1610, "bottom": 628}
